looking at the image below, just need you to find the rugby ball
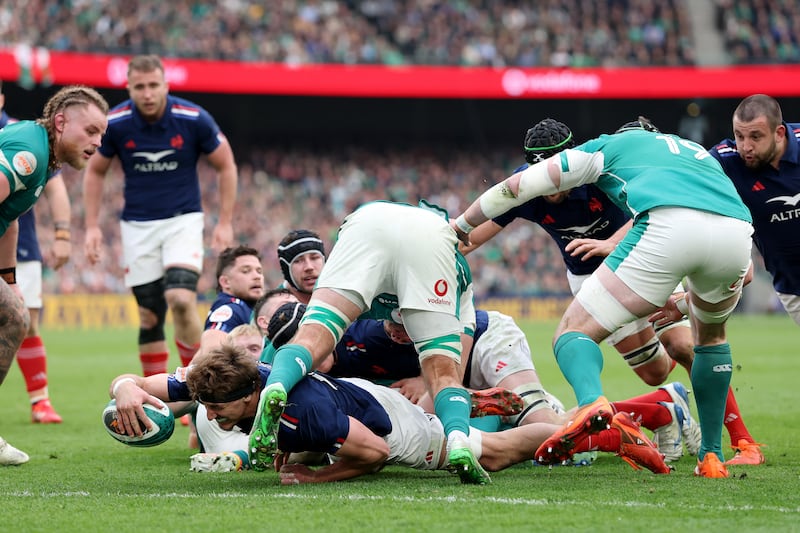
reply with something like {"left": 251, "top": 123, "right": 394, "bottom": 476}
{"left": 102, "top": 399, "right": 175, "bottom": 447}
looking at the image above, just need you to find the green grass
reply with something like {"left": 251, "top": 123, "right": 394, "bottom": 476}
{"left": 1, "top": 314, "right": 798, "bottom": 532}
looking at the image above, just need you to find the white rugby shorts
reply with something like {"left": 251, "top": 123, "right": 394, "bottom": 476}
{"left": 120, "top": 212, "right": 204, "bottom": 287}
{"left": 17, "top": 260, "right": 42, "bottom": 309}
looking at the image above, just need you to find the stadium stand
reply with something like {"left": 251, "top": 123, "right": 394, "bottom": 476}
{"left": 2, "top": 0, "right": 696, "bottom": 66}
{"left": 715, "top": 0, "right": 800, "bottom": 64}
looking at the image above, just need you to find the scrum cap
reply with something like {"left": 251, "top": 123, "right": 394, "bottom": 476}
{"left": 277, "top": 229, "right": 325, "bottom": 291}
{"left": 524, "top": 118, "right": 575, "bottom": 164}
{"left": 615, "top": 116, "right": 660, "bottom": 134}
{"left": 267, "top": 302, "right": 307, "bottom": 348}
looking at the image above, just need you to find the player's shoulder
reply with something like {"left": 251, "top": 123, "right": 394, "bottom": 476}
{"left": 107, "top": 101, "right": 135, "bottom": 124}
{"left": 167, "top": 95, "right": 207, "bottom": 121}
{"left": 708, "top": 137, "right": 738, "bottom": 160}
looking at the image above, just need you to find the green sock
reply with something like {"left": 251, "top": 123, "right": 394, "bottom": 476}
{"left": 468, "top": 415, "right": 503, "bottom": 433}
{"left": 554, "top": 331, "right": 604, "bottom": 406}
{"left": 691, "top": 343, "right": 732, "bottom": 461}
{"left": 266, "top": 344, "right": 313, "bottom": 392}
{"left": 433, "top": 387, "right": 471, "bottom": 437}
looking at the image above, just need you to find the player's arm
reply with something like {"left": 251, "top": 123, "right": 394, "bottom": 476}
{"left": 82, "top": 152, "right": 113, "bottom": 265}
{"left": 0, "top": 219, "right": 19, "bottom": 285}
{"left": 565, "top": 219, "right": 633, "bottom": 261}
{"left": 42, "top": 172, "right": 71, "bottom": 270}
{"left": 453, "top": 150, "right": 604, "bottom": 244}
{"left": 205, "top": 138, "right": 237, "bottom": 253}
{"left": 198, "top": 328, "right": 228, "bottom": 356}
{"left": 458, "top": 220, "right": 504, "bottom": 255}
{"left": 278, "top": 416, "right": 389, "bottom": 484}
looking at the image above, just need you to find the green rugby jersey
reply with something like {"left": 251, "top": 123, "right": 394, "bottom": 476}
{"left": 0, "top": 121, "right": 50, "bottom": 235}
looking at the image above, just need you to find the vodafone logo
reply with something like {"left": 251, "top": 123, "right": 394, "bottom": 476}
{"left": 434, "top": 279, "right": 448, "bottom": 297}
{"left": 501, "top": 69, "right": 601, "bottom": 97}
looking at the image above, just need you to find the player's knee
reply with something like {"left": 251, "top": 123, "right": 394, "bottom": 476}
{"left": 164, "top": 267, "right": 200, "bottom": 292}
{"left": 133, "top": 279, "right": 167, "bottom": 344}
{"left": 164, "top": 267, "right": 200, "bottom": 314}
{"left": 621, "top": 339, "right": 671, "bottom": 386}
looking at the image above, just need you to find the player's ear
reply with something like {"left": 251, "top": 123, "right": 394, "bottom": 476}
{"left": 53, "top": 111, "right": 66, "bottom": 133}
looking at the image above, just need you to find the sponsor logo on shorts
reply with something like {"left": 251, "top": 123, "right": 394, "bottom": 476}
{"left": 12, "top": 151, "right": 36, "bottom": 176}
{"left": 449, "top": 395, "right": 469, "bottom": 405}
{"left": 712, "top": 364, "right": 732, "bottom": 373}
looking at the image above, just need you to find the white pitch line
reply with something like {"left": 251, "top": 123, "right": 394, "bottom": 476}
{"left": 4, "top": 491, "right": 800, "bottom": 514}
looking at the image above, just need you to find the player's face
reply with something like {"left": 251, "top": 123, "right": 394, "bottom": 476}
{"left": 291, "top": 252, "right": 325, "bottom": 294}
{"left": 733, "top": 115, "right": 784, "bottom": 169}
{"left": 54, "top": 104, "right": 107, "bottom": 170}
{"left": 221, "top": 255, "right": 264, "bottom": 302}
{"left": 255, "top": 292, "right": 297, "bottom": 333}
{"left": 127, "top": 68, "right": 169, "bottom": 122}
{"left": 230, "top": 333, "right": 264, "bottom": 359}
{"left": 202, "top": 396, "right": 254, "bottom": 431}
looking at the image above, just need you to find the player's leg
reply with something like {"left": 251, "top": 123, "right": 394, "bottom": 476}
{"left": 659, "top": 316, "right": 762, "bottom": 464}
{"left": 0, "top": 278, "right": 30, "bottom": 465}
{"left": 471, "top": 311, "right": 563, "bottom": 425}
{"left": 122, "top": 220, "right": 171, "bottom": 375}
{"left": 607, "top": 319, "right": 675, "bottom": 386}
{"left": 161, "top": 213, "right": 205, "bottom": 367}
{"left": 16, "top": 260, "right": 61, "bottom": 423}
{"left": 681, "top": 211, "right": 752, "bottom": 477}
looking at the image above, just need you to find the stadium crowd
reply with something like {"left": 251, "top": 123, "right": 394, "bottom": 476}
{"left": 3, "top": 0, "right": 696, "bottom": 67}
{"left": 716, "top": 0, "right": 800, "bottom": 64}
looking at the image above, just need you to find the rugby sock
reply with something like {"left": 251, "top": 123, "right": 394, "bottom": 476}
{"left": 554, "top": 331, "right": 604, "bottom": 406}
{"left": 140, "top": 351, "right": 169, "bottom": 377}
{"left": 691, "top": 343, "right": 732, "bottom": 461}
{"left": 610, "top": 401, "right": 671, "bottom": 431}
{"left": 176, "top": 339, "right": 200, "bottom": 367}
{"left": 266, "top": 344, "right": 313, "bottom": 391}
{"left": 574, "top": 430, "right": 619, "bottom": 454}
{"left": 468, "top": 415, "right": 503, "bottom": 433}
{"left": 619, "top": 388, "right": 672, "bottom": 404}
{"left": 17, "top": 336, "right": 48, "bottom": 395}
{"left": 434, "top": 387, "right": 472, "bottom": 438}
{"left": 723, "top": 387, "right": 755, "bottom": 444}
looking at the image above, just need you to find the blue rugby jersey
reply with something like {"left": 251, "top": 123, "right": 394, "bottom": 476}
{"left": 99, "top": 95, "right": 223, "bottom": 221}
{"left": 494, "top": 166, "right": 630, "bottom": 276}
{"left": 168, "top": 365, "right": 391, "bottom": 455}
{"left": 203, "top": 292, "right": 255, "bottom": 333}
{"left": 710, "top": 122, "right": 800, "bottom": 295}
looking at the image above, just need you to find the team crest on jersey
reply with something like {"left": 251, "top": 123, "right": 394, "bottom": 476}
{"left": 208, "top": 305, "right": 234, "bottom": 323}
{"left": 12, "top": 151, "right": 36, "bottom": 176}
{"left": 171, "top": 134, "right": 184, "bottom": 150}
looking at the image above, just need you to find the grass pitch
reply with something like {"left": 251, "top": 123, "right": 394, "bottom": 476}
{"left": 0, "top": 314, "right": 798, "bottom": 532}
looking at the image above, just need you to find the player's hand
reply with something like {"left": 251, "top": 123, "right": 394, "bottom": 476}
{"left": 48, "top": 238, "right": 71, "bottom": 270}
{"left": 279, "top": 463, "right": 317, "bottom": 485}
{"left": 450, "top": 219, "right": 471, "bottom": 247}
{"left": 211, "top": 222, "right": 234, "bottom": 254}
{"left": 390, "top": 377, "right": 427, "bottom": 404}
{"left": 565, "top": 237, "right": 616, "bottom": 260}
{"left": 648, "top": 295, "right": 686, "bottom": 327}
{"left": 84, "top": 226, "right": 103, "bottom": 265}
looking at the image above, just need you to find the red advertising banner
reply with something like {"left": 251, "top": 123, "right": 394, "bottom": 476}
{"left": 2, "top": 48, "right": 798, "bottom": 99}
